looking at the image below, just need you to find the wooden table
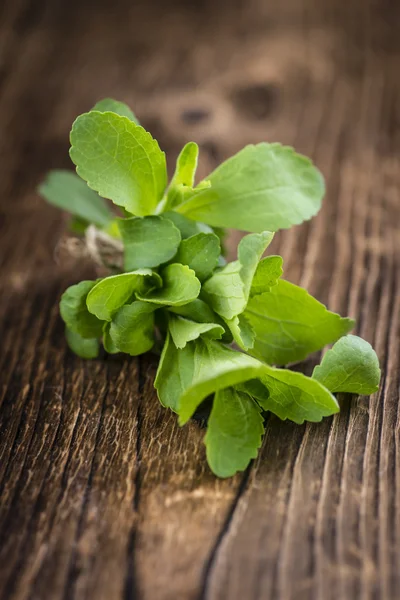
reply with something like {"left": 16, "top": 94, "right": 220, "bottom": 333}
{"left": 0, "top": 0, "right": 399, "bottom": 598}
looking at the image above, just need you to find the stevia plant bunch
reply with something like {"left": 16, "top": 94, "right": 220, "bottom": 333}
{"left": 40, "top": 98, "right": 381, "bottom": 478}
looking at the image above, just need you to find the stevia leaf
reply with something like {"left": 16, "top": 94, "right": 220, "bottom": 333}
{"left": 176, "top": 143, "right": 325, "bottom": 233}
{"left": 102, "top": 323, "right": 119, "bottom": 354}
{"left": 213, "top": 226, "right": 228, "bottom": 258}
{"left": 109, "top": 301, "right": 157, "bottom": 355}
{"left": 65, "top": 327, "right": 99, "bottom": 359}
{"left": 168, "top": 299, "right": 229, "bottom": 341}
{"left": 241, "top": 365, "right": 340, "bottom": 424}
{"left": 154, "top": 333, "right": 189, "bottom": 411}
{"left": 168, "top": 314, "right": 224, "bottom": 349}
{"left": 39, "top": 170, "right": 113, "bottom": 228}
{"left": 174, "top": 232, "right": 220, "bottom": 281}
{"left": 156, "top": 335, "right": 339, "bottom": 426}
{"left": 136, "top": 263, "right": 200, "bottom": 306}
{"left": 155, "top": 336, "right": 264, "bottom": 419}
{"left": 155, "top": 336, "right": 262, "bottom": 414}
{"left": 239, "top": 231, "right": 275, "bottom": 297}
{"left": 202, "top": 231, "right": 274, "bottom": 320}
{"left": 60, "top": 280, "right": 104, "bottom": 338}
{"left": 86, "top": 270, "right": 162, "bottom": 321}
{"left": 312, "top": 335, "right": 381, "bottom": 394}
{"left": 170, "top": 142, "right": 199, "bottom": 188}
{"left": 237, "top": 378, "right": 270, "bottom": 402}
{"left": 91, "top": 98, "right": 139, "bottom": 124}
{"left": 177, "top": 341, "right": 265, "bottom": 424}
{"left": 164, "top": 142, "right": 199, "bottom": 210}
{"left": 69, "top": 111, "right": 167, "bottom": 216}
{"left": 205, "top": 388, "right": 264, "bottom": 478}
{"left": 162, "top": 211, "right": 213, "bottom": 239}
{"left": 169, "top": 298, "right": 222, "bottom": 324}
{"left": 244, "top": 279, "right": 355, "bottom": 365}
{"left": 225, "top": 313, "right": 255, "bottom": 351}
{"left": 201, "top": 260, "right": 242, "bottom": 319}
{"left": 250, "top": 255, "right": 283, "bottom": 297}
{"left": 117, "top": 215, "right": 181, "bottom": 270}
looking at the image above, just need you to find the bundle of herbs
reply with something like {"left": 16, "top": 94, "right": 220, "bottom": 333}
{"left": 39, "top": 98, "right": 380, "bottom": 477}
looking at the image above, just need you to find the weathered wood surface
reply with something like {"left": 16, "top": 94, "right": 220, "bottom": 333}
{"left": 0, "top": 0, "right": 399, "bottom": 598}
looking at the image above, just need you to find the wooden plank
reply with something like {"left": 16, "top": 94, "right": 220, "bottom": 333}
{"left": 0, "top": 0, "right": 399, "bottom": 599}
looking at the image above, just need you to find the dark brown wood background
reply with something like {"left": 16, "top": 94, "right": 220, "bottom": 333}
{"left": 0, "top": 0, "right": 399, "bottom": 598}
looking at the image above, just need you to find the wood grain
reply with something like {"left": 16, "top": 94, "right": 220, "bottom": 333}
{"left": 0, "top": 0, "right": 399, "bottom": 598}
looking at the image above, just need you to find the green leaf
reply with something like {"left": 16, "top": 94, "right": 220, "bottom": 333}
{"left": 65, "top": 327, "right": 99, "bottom": 359}
{"left": 168, "top": 299, "right": 229, "bottom": 342}
{"left": 250, "top": 255, "right": 283, "bottom": 296}
{"left": 39, "top": 170, "right": 113, "bottom": 228}
{"left": 202, "top": 231, "right": 274, "bottom": 319}
{"left": 155, "top": 336, "right": 264, "bottom": 419}
{"left": 202, "top": 261, "right": 242, "bottom": 318}
{"left": 168, "top": 314, "right": 224, "bottom": 349}
{"left": 213, "top": 227, "right": 228, "bottom": 258}
{"left": 117, "top": 215, "right": 181, "bottom": 270}
{"left": 156, "top": 335, "right": 339, "bottom": 426}
{"left": 245, "top": 279, "right": 355, "bottom": 365}
{"left": 109, "top": 301, "right": 157, "bottom": 355}
{"left": 86, "top": 270, "right": 162, "bottom": 321}
{"left": 154, "top": 333, "right": 188, "bottom": 411}
{"left": 175, "top": 143, "right": 325, "bottom": 232}
{"left": 176, "top": 143, "right": 325, "bottom": 233}
{"left": 241, "top": 365, "right": 339, "bottom": 424}
{"left": 169, "top": 298, "right": 223, "bottom": 324}
{"left": 177, "top": 342, "right": 265, "bottom": 425}
{"left": 239, "top": 232, "right": 275, "bottom": 297}
{"left": 60, "top": 281, "right": 104, "bottom": 338}
{"left": 162, "top": 211, "right": 213, "bottom": 239}
{"left": 137, "top": 263, "right": 200, "bottom": 307}
{"left": 312, "top": 335, "right": 381, "bottom": 394}
{"left": 226, "top": 313, "right": 255, "bottom": 351}
{"left": 163, "top": 142, "right": 199, "bottom": 210}
{"left": 174, "top": 232, "right": 220, "bottom": 281}
{"left": 91, "top": 98, "right": 139, "bottom": 124}
{"left": 102, "top": 323, "right": 119, "bottom": 354}
{"left": 205, "top": 388, "right": 264, "bottom": 478}
{"left": 155, "top": 336, "right": 263, "bottom": 414}
{"left": 69, "top": 111, "right": 167, "bottom": 216}
{"left": 170, "top": 142, "right": 199, "bottom": 188}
